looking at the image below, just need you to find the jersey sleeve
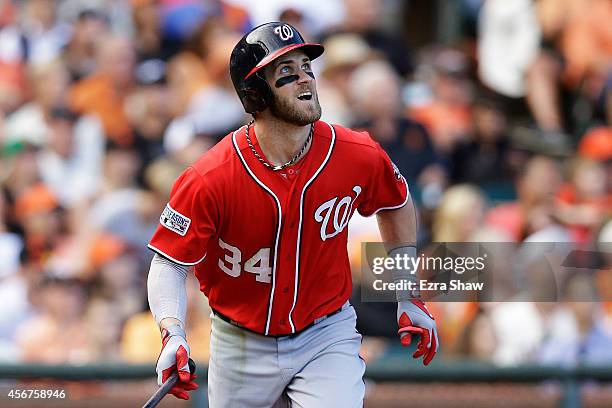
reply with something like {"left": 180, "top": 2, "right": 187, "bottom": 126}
{"left": 357, "top": 142, "right": 409, "bottom": 217}
{"left": 148, "top": 166, "right": 218, "bottom": 265}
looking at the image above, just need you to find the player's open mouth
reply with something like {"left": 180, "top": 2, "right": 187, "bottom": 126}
{"left": 297, "top": 91, "right": 312, "bottom": 101}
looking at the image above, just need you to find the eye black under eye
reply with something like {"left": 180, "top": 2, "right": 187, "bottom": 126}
{"left": 275, "top": 75, "right": 299, "bottom": 88}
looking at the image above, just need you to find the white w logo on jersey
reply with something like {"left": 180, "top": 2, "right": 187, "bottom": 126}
{"left": 314, "top": 186, "right": 362, "bottom": 241}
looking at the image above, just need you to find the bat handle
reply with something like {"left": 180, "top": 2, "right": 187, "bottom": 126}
{"left": 142, "top": 359, "right": 196, "bottom": 408}
{"left": 142, "top": 372, "right": 179, "bottom": 408}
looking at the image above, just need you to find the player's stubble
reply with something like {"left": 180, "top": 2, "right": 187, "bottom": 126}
{"left": 269, "top": 87, "right": 322, "bottom": 126}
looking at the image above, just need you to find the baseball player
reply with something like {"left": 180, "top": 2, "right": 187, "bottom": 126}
{"left": 147, "top": 22, "right": 438, "bottom": 407}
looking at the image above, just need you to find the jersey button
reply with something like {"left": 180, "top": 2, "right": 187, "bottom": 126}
{"left": 282, "top": 287, "right": 289, "bottom": 293}
{"left": 279, "top": 319, "right": 285, "bottom": 325}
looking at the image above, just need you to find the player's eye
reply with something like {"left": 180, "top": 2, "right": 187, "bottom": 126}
{"left": 279, "top": 66, "right": 291, "bottom": 75}
{"left": 301, "top": 62, "right": 312, "bottom": 72}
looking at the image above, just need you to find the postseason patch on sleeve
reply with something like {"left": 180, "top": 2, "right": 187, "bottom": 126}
{"left": 160, "top": 204, "right": 191, "bottom": 236}
{"left": 391, "top": 160, "right": 403, "bottom": 181}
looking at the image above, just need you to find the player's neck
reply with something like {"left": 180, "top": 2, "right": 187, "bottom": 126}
{"left": 253, "top": 118, "right": 312, "bottom": 166}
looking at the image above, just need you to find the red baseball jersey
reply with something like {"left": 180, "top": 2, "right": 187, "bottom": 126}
{"left": 149, "top": 120, "right": 408, "bottom": 335}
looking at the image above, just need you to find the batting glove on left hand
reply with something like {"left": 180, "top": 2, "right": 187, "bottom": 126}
{"left": 397, "top": 300, "right": 439, "bottom": 366}
{"left": 156, "top": 325, "right": 199, "bottom": 400}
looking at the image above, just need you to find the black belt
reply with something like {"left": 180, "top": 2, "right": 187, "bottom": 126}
{"left": 212, "top": 305, "right": 345, "bottom": 338}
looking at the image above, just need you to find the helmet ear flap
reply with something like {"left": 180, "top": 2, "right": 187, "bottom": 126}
{"left": 241, "top": 74, "right": 272, "bottom": 114}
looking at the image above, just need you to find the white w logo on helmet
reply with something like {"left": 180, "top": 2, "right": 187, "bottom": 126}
{"left": 274, "top": 25, "right": 294, "bottom": 41}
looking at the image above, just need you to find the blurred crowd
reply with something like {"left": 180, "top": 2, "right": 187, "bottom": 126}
{"left": 0, "top": 0, "right": 610, "bottom": 369}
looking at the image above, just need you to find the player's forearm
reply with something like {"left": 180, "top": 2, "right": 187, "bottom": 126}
{"left": 376, "top": 194, "right": 417, "bottom": 247}
{"left": 376, "top": 195, "right": 419, "bottom": 301}
{"left": 147, "top": 253, "right": 189, "bottom": 329}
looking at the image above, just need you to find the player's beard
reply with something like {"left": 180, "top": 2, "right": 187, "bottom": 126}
{"left": 269, "top": 90, "right": 322, "bottom": 126}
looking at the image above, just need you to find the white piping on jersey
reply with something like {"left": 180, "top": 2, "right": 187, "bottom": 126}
{"left": 231, "top": 127, "right": 283, "bottom": 336}
{"left": 370, "top": 177, "right": 410, "bottom": 215}
{"left": 288, "top": 122, "right": 336, "bottom": 333}
{"left": 147, "top": 243, "right": 207, "bottom": 266}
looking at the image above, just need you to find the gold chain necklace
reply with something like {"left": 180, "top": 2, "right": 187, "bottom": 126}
{"left": 244, "top": 120, "right": 313, "bottom": 171}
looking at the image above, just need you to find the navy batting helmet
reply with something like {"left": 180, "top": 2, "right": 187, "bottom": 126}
{"left": 230, "top": 22, "right": 324, "bottom": 114}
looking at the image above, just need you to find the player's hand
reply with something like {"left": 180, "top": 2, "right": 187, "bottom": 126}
{"left": 156, "top": 325, "right": 199, "bottom": 399}
{"left": 397, "top": 300, "right": 439, "bottom": 366}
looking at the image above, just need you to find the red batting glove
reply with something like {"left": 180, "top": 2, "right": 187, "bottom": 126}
{"left": 156, "top": 325, "right": 199, "bottom": 400}
{"left": 397, "top": 300, "right": 439, "bottom": 366}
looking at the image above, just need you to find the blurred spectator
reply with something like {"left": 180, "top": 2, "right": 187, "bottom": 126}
{"left": 69, "top": 35, "right": 136, "bottom": 146}
{"left": 485, "top": 244, "right": 581, "bottom": 365}
{"left": 556, "top": 158, "right": 610, "bottom": 242}
{"left": 130, "top": 0, "right": 215, "bottom": 91}
{"left": 56, "top": 0, "right": 134, "bottom": 36}
{"left": 2, "top": 144, "right": 41, "bottom": 209}
{"left": 450, "top": 96, "right": 516, "bottom": 185}
{"left": 407, "top": 48, "right": 473, "bottom": 154}
{"left": 63, "top": 9, "right": 110, "bottom": 81}
{"left": 12, "top": 0, "right": 71, "bottom": 65}
{"left": 132, "top": 0, "right": 166, "bottom": 63}
{"left": 484, "top": 301, "right": 552, "bottom": 365}
{"left": 318, "top": 33, "right": 373, "bottom": 125}
{"left": 87, "top": 234, "right": 146, "bottom": 328}
{"left": 15, "top": 276, "right": 96, "bottom": 363}
{"left": 433, "top": 184, "right": 487, "bottom": 242}
{"left": 161, "top": 17, "right": 244, "bottom": 157}
{"left": 328, "top": 0, "right": 413, "bottom": 76}
{"left": 142, "top": 154, "right": 184, "bottom": 199}
{"left": 172, "top": 17, "right": 244, "bottom": 137}
{"left": 187, "top": 16, "right": 239, "bottom": 87}
{"left": 454, "top": 306, "right": 497, "bottom": 362}
{"left": 88, "top": 145, "right": 158, "bottom": 251}
{"left": 0, "top": 191, "right": 21, "bottom": 278}
{"left": 477, "top": 0, "right": 540, "bottom": 106}
{"left": 486, "top": 155, "right": 563, "bottom": 241}
{"left": 124, "top": 82, "right": 172, "bottom": 170}
{"left": 4, "top": 59, "right": 70, "bottom": 146}
{"left": 349, "top": 59, "right": 443, "bottom": 187}
{"left": 525, "top": 0, "right": 612, "bottom": 134}
{"left": 36, "top": 107, "right": 104, "bottom": 207}
{"left": 0, "top": 1, "right": 24, "bottom": 113}
{"left": 0, "top": 1, "right": 20, "bottom": 61}
{"left": 0, "top": 191, "right": 28, "bottom": 362}
{"left": 538, "top": 273, "right": 612, "bottom": 367}
{"left": 14, "top": 183, "right": 65, "bottom": 266}
{"left": 85, "top": 296, "right": 123, "bottom": 361}
{"left": 0, "top": 61, "right": 26, "bottom": 115}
